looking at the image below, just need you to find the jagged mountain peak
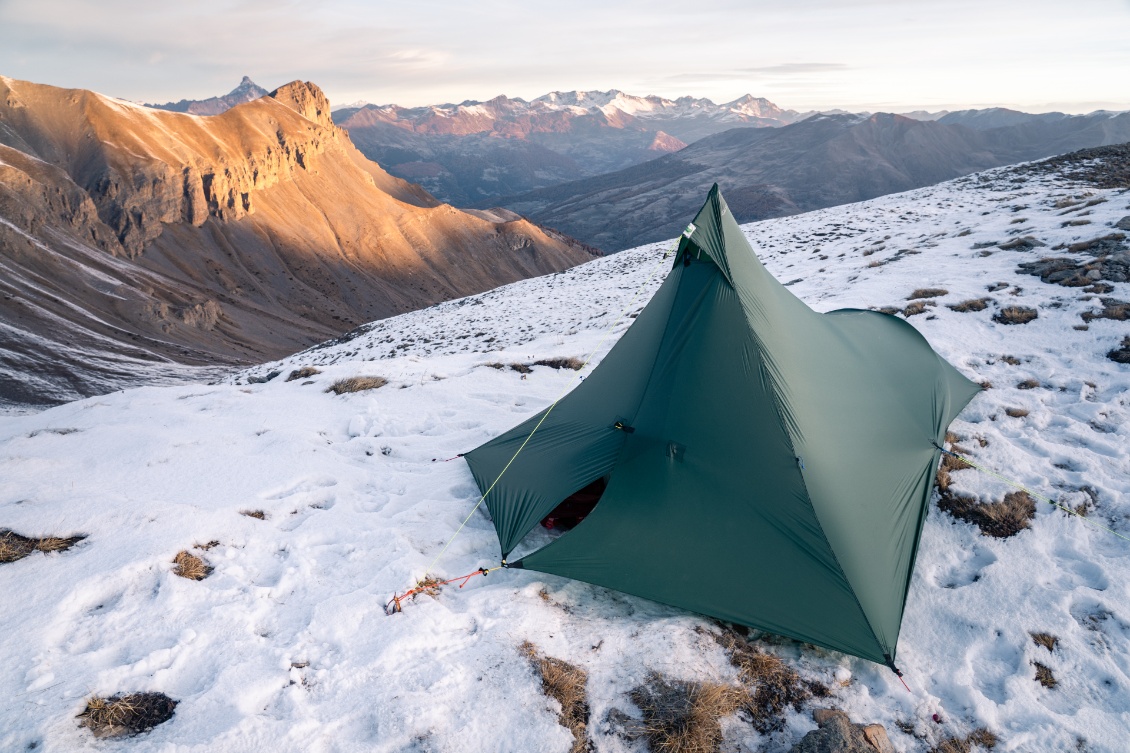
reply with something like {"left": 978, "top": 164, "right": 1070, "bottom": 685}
{"left": 146, "top": 76, "right": 269, "bottom": 116}
{"left": 269, "top": 80, "right": 333, "bottom": 128}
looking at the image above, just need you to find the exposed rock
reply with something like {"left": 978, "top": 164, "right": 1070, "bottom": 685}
{"left": 998, "top": 236, "right": 1046, "bottom": 251}
{"left": 1115, "top": 216, "right": 1130, "bottom": 231}
{"left": 791, "top": 709, "right": 894, "bottom": 753}
{"left": 1108, "top": 336, "right": 1130, "bottom": 364}
{"left": 269, "top": 80, "right": 334, "bottom": 130}
{"left": 1082, "top": 299, "right": 1130, "bottom": 322}
{"left": 0, "top": 75, "right": 595, "bottom": 409}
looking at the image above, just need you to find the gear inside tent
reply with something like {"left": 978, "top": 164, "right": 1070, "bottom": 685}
{"left": 463, "top": 185, "right": 981, "bottom": 667}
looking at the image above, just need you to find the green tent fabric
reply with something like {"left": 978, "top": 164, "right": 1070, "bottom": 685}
{"left": 464, "top": 185, "right": 980, "bottom": 666}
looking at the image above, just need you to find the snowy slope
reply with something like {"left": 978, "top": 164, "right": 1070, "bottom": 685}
{"left": 2, "top": 162, "right": 1129, "bottom": 752}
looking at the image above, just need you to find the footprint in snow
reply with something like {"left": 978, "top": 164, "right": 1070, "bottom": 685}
{"left": 932, "top": 544, "right": 998, "bottom": 589}
{"left": 262, "top": 476, "right": 339, "bottom": 501}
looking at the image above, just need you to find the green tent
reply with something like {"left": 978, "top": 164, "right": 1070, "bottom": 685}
{"left": 464, "top": 185, "right": 979, "bottom": 668}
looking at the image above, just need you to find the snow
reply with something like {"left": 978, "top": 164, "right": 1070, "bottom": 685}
{"left": 2, "top": 163, "right": 1129, "bottom": 751}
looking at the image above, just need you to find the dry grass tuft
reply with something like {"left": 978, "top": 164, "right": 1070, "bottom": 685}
{"left": 240, "top": 509, "right": 267, "bottom": 520}
{"left": 1107, "top": 336, "right": 1130, "bottom": 364}
{"left": 1016, "top": 379, "right": 1040, "bottom": 390}
{"left": 534, "top": 357, "right": 586, "bottom": 371}
{"left": 325, "top": 376, "right": 387, "bottom": 395}
{"left": 938, "top": 491, "right": 1036, "bottom": 538}
{"left": 286, "top": 366, "right": 321, "bottom": 382}
{"left": 948, "top": 298, "right": 991, "bottom": 312}
{"left": 1034, "top": 662, "right": 1058, "bottom": 689}
{"left": 935, "top": 437, "right": 972, "bottom": 494}
{"left": 712, "top": 628, "right": 818, "bottom": 733}
{"left": 1000, "top": 355, "right": 1022, "bottom": 365}
{"left": 930, "top": 729, "right": 999, "bottom": 753}
{"left": 993, "top": 306, "right": 1038, "bottom": 325}
{"left": 413, "top": 574, "right": 444, "bottom": 599}
{"left": 1, "top": 529, "right": 85, "bottom": 564}
{"left": 908, "top": 288, "right": 949, "bottom": 300}
{"left": 1031, "top": 632, "right": 1059, "bottom": 652}
{"left": 77, "top": 692, "right": 178, "bottom": 737}
{"left": 520, "top": 641, "right": 591, "bottom": 753}
{"left": 509, "top": 363, "right": 533, "bottom": 374}
{"left": 1005, "top": 408, "right": 1030, "bottom": 418}
{"left": 172, "top": 550, "right": 212, "bottom": 580}
{"left": 629, "top": 672, "right": 745, "bottom": 753}
{"left": 903, "top": 301, "right": 929, "bottom": 317}
{"left": 484, "top": 362, "right": 506, "bottom": 370}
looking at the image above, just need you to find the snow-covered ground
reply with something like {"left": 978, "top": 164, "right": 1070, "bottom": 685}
{"left": 2, "top": 163, "right": 1129, "bottom": 752}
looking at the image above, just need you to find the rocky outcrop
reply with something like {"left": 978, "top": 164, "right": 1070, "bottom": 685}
{"left": 0, "top": 74, "right": 596, "bottom": 408}
{"left": 789, "top": 710, "right": 895, "bottom": 753}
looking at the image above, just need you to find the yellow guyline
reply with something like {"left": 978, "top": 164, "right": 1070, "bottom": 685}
{"left": 417, "top": 244, "right": 679, "bottom": 581}
{"left": 936, "top": 444, "right": 1130, "bottom": 544}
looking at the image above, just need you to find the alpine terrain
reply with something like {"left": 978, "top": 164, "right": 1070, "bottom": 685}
{"left": 2, "top": 146, "right": 1128, "bottom": 751}
{"left": 0, "top": 75, "right": 595, "bottom": 411}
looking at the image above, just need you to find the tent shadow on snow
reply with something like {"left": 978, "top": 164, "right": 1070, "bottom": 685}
{"left": 465, "top": 185, "right": 980, "bottom": 669}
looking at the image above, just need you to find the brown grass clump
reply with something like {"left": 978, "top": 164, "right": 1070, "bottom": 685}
{"left": 993, "top": 306, "right": 1038, "bottom": 325}
{"left": 77, "top": 692, "right": 178, "bottom": 737}
{"left": 1109, "top": 336, "right": 1130, "bottom": 364}
{"left": 172, "top": 550, "right": 212, "bottom": 580}
{"left": 1034, "top": 662, "right": 1058, "bottom": 689}
{"left": 909, "top": 288, "right": 949, "bottom": 300}
{"left": 712, "top": 628, "right": 818, "bottom": 733}
{"left": 0, "top": 529, "right": 85, "bottom": 564}
{"left": 948, "top": 298, "right": 991, "bottom": 313}
{"left": 1001, "top": 355, "right": 1021, "bottom": 365}
{"left": 1016, "top": 379, "right": 1040, "bottom": 390}
{"left": 935, "top": 437, "right": 972, "bottom": 494}
{"left": 520, "top": 641, "right": 591, "bottom": 753}
{"left": 1082, "top": 299, "right": 1130, "bottom": 323}
{"left": 1031, "top": 632, "right": 1059, "bottom": 652}
{"left": 240, "top": 509, "right": 267, "bottom": 520}
{"left": 930, "top": 729, "right": 999, "bottom": 753}
{"left": 903, "top": 301, "right": 929, "bottom": 317}
{"left": 413, "top": 574, "right": 444, "bottom": 599}
{"left": 630, "top": 672, "right": 745, "bottom": 753}
{"left": 325, "top": 376, "right": 387, "bottom": 394}
{"left": 1005, "top": 408, "right": 1030, "bottom": 418}
{"left": 938, "top": 491, "right": 1036, "bottom": 538}
{"left": 509, "top": 363, "right": 533, "bottom": 374}
{"left": 534, "top": 357, "right": 586, "bottom": 371}
{"left": 286, "top": 366, "right": 321, "bottom": 381}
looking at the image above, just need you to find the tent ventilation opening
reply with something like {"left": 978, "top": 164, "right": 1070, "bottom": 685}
{"left": 541, "top": 477, "right": 607, "bottom": 531}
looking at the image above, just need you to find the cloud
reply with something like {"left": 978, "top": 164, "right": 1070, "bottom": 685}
{"left": 740, "top": 63, "right": 850, "bottom": 76}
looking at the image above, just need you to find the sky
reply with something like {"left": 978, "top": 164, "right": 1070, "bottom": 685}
{"left": 0, "top": 0, "right": 1127, "bottom": 113}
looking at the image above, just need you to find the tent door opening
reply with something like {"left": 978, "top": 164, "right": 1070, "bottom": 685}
{"left": 541, "top": 477, "right": 608, "bottom": 530}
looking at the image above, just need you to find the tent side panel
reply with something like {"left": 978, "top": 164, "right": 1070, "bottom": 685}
{"left": 518, "top": 263, "right": 888, "bottom": 663}
{"left": 464, "top": 262, "right": 684, "bottom": 557}
{"left": 717, "top": 204, "right": 980, "bottom": 660}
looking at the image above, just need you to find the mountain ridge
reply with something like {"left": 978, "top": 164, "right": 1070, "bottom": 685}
{"left": 0, "top": 75, "right": 595, "bottom": 409}
{"left": 491, "top": 111, "right": 1130, "bottom": 250}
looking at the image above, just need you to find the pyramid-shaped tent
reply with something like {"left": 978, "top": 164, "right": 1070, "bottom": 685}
{"left": 465, "top": 186, "right": 980, "bottom": 666}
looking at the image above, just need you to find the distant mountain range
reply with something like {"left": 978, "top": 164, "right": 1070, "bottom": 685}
{"left": 140, "top": 79, "right": 1130, "bottom": 252}
{"left": 1, "top": 76, "right": 593, "bottom": 409}
{"left": 329, "top": 90, "right": 804, "bottom": 205}
{"left": 146, "top": 75, "right": 269, "bottom": 116}
{"left": 492, "top": 110, "right": 1130, "bottom": 250}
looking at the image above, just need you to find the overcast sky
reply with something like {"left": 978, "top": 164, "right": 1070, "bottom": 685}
{"left": 1, "top": 0, "right": 1127, "bottom": 113}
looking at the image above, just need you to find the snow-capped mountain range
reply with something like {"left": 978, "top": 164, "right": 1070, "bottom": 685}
{"left": 3, "top": 150, "right": 1128, "bottom": 751}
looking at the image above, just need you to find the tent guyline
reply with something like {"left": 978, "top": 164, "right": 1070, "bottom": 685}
{"left": 933, "top": 443, "right": 1130, "bottom": 543}
{"left": 385, "top": 246, "right": 678, "bottom": 614}
{"left": 465, "top": 184, "right": 982, "bottom": 670}
{"left": 383, "top": 567, "right": 501, "bottom": 615}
